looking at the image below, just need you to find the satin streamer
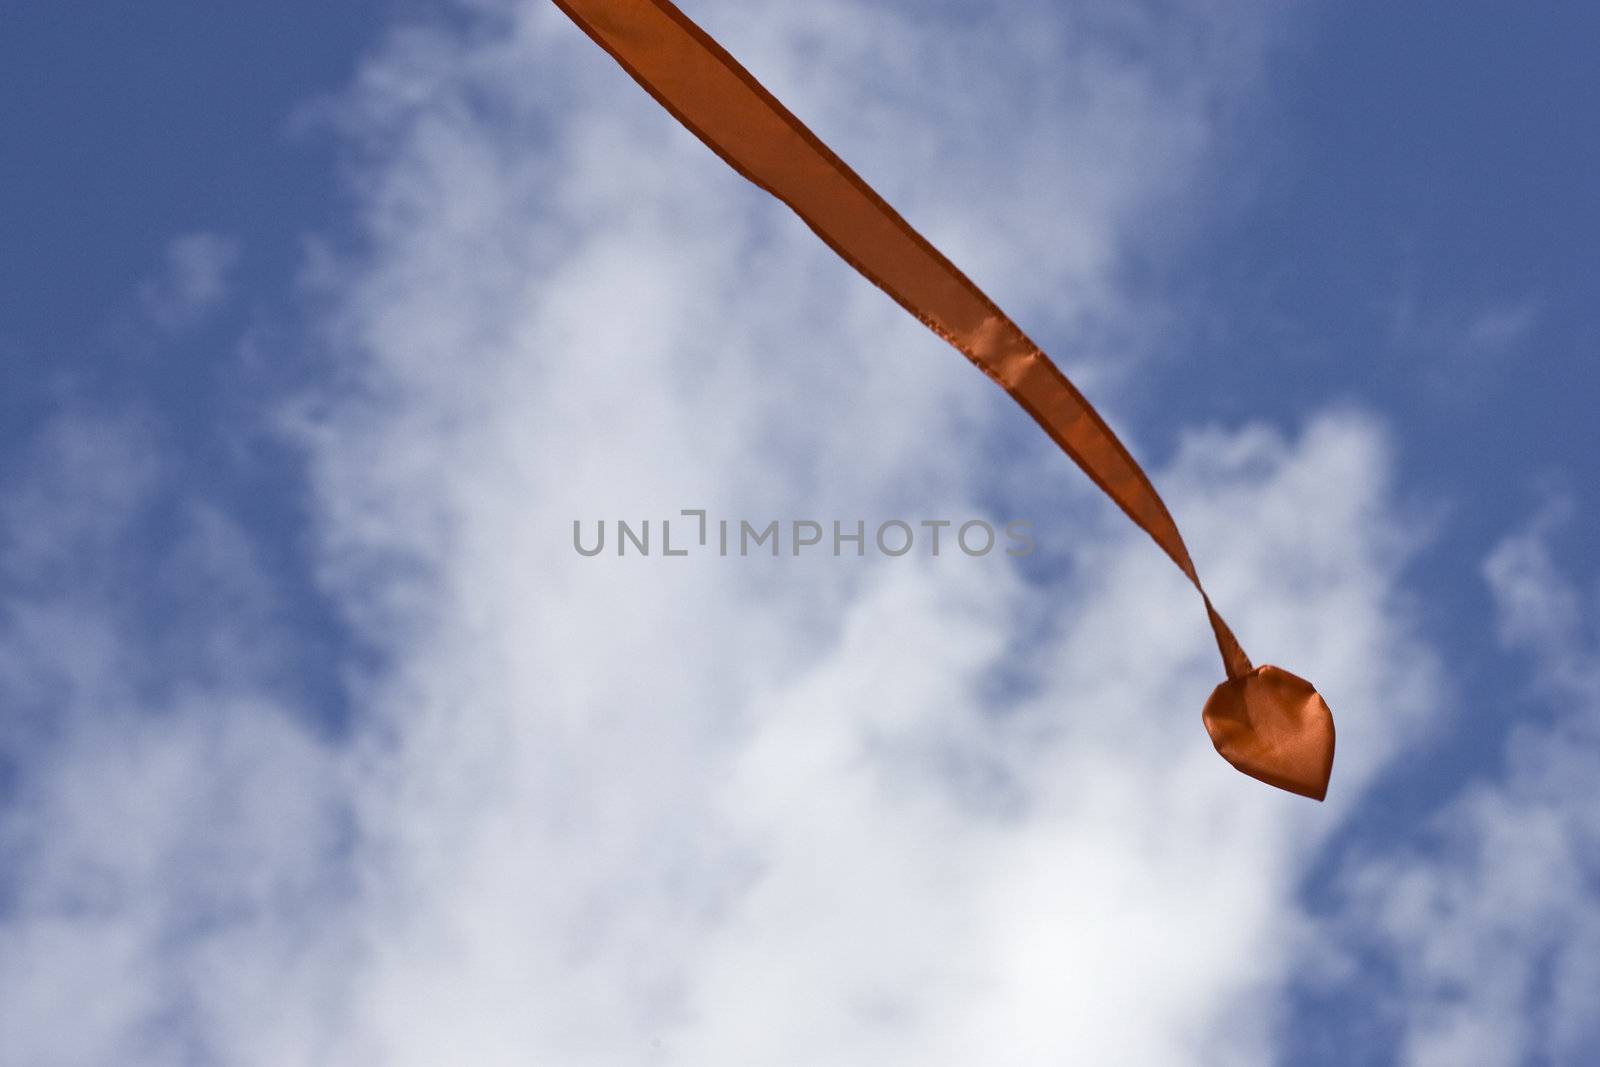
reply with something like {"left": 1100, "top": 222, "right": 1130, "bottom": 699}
{"left": 553, "top": 0, "right": 1336, "bottom": 800}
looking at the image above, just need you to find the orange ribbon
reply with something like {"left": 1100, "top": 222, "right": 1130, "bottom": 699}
{"left": 554, "top": 0, "right": 1336, "bottom": 800}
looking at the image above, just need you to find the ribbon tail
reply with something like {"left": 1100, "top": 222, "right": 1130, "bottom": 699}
{"left": 554, "top": 0, "right": 1336, "bottom": 800}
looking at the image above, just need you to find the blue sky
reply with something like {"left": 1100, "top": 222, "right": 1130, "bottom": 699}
{"left": 3, "top": 1, "right": 1598, "bottom": 1063}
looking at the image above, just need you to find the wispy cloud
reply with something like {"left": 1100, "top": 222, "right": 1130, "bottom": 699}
{"left": 281, "top": 3, "right": 1426, "bottom": 1062}
{"left": 137, "top": 232, "right": 241, "bottom": 332}
{"left": 1388, "top": 286, "right": 1542, "bottom": 404}
{"left": 0, "top": 412, "right": 352, "bottom": 1064}
{"left": 1322, "top": 505, "right": 1600, "bottom": 1066}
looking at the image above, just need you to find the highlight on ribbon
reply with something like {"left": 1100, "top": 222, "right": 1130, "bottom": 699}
{"left": 552, "top": 0, "right": 1337, "bottom": 800}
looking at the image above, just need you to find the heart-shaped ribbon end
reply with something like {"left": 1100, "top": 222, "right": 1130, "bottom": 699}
{"left": 1202, "top": 664, "right": 1335, "bottom": 801}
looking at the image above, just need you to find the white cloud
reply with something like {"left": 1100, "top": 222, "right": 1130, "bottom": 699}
{"left": 1325, "top": 508, "right": 1600, "bottom": 1066}
{"left": 0, "top": 413, "right": 352, "bottom": 1065}
{"left": 285, "top": 3, "right": 1424, "bottom": 1063}
{"left": 2, "top": 2, "right": 1455, "bottom": 1065}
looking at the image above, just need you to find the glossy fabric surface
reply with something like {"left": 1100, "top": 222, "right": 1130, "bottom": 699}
{"left": 1203, "top": 666, "right": 1337, "bottom": 801}
{"left": 554, "top": 0, "right": 1336, "bottom": 800}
